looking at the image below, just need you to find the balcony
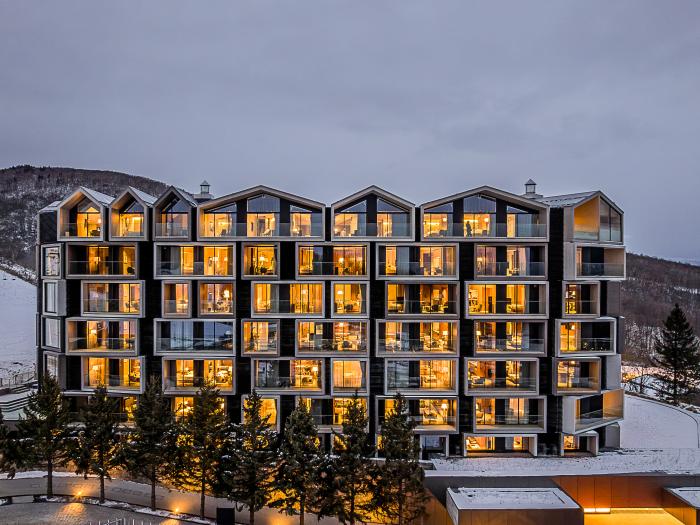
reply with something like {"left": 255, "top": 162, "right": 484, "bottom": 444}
{"left": 378, "top": 245, "right": 457, "bottom": 279}
{"left": 66, "top": 319, "right": 136, "bottom": 354}
{"left": 466, "top": 359, "right": 539, "bottom": 395}
{"left": 385, "top": 359, "right": 457, "bottom": 394}
{"left": 67, "top": 245, "right": 137, "bottom": 277}
{"left": 331, "top": 360, "right": 367, "bottom": 394}
{"left": 572, "top": 245, "right": 625, "bottom": 280}
{"left": 82, "top": 357, "right": 142, "bottom": 393}
{"left": 563, "top": 389, "right": 623, "bottom": 433}
{"left": 252, "top": 283, "right": 324, "bottom": 316}
{"left": 243, "top": 245, "right": 278, "bottom": 277}
{"left": 298, "top": 245, "right": 368, "bottom": 278}
{"left": 155, "top": 320, "right": 234, "bottom": 355}
{"left": 333, "top": 220, "right": 411, "bottom": 238}
{"left": 558, "top": 320, "right": 615, "bottom": 356}
{"left": 387, "top": 283, "right": 459, "bottom": 316}
{"left": 563, "top": 282, "right": 599, "bottom": 316}
{"left": 253, "top": 359, "right": 323, "bottom": 392}
{"left": 466, "top": 283, "right": 547, "bottom": 317}
{"left": 377, "top": 320, "right": 458, "bottom": 355}
{"left": 81, "top": 282, "right": 143, "bottom": 316}
{"left": 473, "top": 397, "right": 546, "bottom": 433}
{"left": 474, "top": 321, "right": 546, "bottom": 355}
{"left": 378, "top": 398, "right": 458, "bottom": 433}
{"left": 156, "top": 245, "right": 234, "bottom": 278}
{"left": 555, "top": 359, "right": 601, "bottom": 395}
{"left": 242, "top": 320, "right": 279, "bottom": 355}
{"left": 475, "top": 261, "right": 545, "bottom": 278}
{"left": 423, "top": 221, "right": 546, "bottom": 239}
{"left": 300, "top": 397, "right": 368, "bottom": 431}
{"left": 297, "top": 321, "right": 367, "bottom": 355}
{"left": 162, "top": 359, "right": 234, "bottom": 393}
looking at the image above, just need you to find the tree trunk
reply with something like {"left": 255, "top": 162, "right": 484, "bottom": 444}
{"left": 398, "top": 479, "right": 404, "bottom": 525}
{"left": 200, "top": 476, "right": 206, "bottom": 519}
{"left": 99, "top": 473, "right": 105, "bottom": 503}
{"left": 150, "top": 466, "right": 157, "bottom": 511}
{"left": 300, "top": 499, "right": 305, "bottom": 525}
{"left": 46, "top": 457, "right": 53, "bottom": 498}
{"left": 250, "top": 508, "right": 255, "bottom": 525}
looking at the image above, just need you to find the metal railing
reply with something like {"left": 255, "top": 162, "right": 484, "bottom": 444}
{"left": 468, "top": 300, "right": 544, "bottom": 316}
{"left": 68, "top": 260, "right": 136, "bottom": 276}
{"left": 379, "top": 261, "right": 457, "bottom": 278}
{"left": 560, "top": 337, "right": 613, "bottom": 353}
{"left": 299, "top": 261, "right": 367, "bottom": 277}
{"left": 475, "top": 337, "right": 545, "bottom": 353}
{"left": 378, "top": 338, "right": 457, "bottom": 354}
{"left": 475, "top": 261, "right": 545, "bottom": 277}
{"left": 254, "top": 375, "right": 322, "bottom": 390}
{"left": 475, "top": 413, "right": 544, "bottom": 427}
{"left": 387, "top": 299, "right": 457, "bottom": 315}
{"left": 68, "top": 336, "right": 135, "bottom": 352}
{"left": 163, "top": 376, "right": 234, "bottom": 391}
{"left": 83, "top": 374, "right": 141, "bottom": 390}
{"left": 576, "top": 262, "right": 625, "bottom": 277}
{"left": 298, "top": 338, "right": 367, "bottom": 353}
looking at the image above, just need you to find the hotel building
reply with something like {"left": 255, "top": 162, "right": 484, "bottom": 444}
{"left": 36, "top": 180, "right": 625, "bottom": 457}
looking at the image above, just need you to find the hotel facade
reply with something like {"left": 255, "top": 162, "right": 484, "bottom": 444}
{"left": 35, "top": 180, "right": 625, "bottom": 458}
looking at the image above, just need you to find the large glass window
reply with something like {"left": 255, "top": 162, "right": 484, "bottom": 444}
{"left": 43, "top": 317, "right": 60, "bottom": 348}
{"left": 506, "top": 204, "right": 541, "bottom": 238}
{"left": 243, "top": 321, "right": 278, "bottom": 354}
{"left": 158, "top": 196, "right": 189, "bottom": 237}
{"left": 600, "top": 200, "right": 622, "bottom": 242}
{"left": 43, "top": 281, "right": 58, "bottom": 314}
{"left": 333, "top": 246, "right": 366, "bottom": 276}
{"left": 298, "top": 246, "right": 324, "bottom": 276}
{"left": 117, "top": 199, "right": 145, "bottom": 237}
{"left": 83, "top": 282, "right": 141, "bottom": 314}
{"left": 203, "top": 246, "right": 233, "bottom": 276}
{"left": 468, "top": 284, "right": 497, "bottom": 314}
{"left": 75, "top": 198, "right": 103, "bottom": 238}
{"left": 247, "top": 194, "right": 280, "bottom": 237}
{"left": 423, "top": 203, "right": 453, "bottom": 238}
{"left": 163, "top": 282, "right": 190, "bottom": 316}
{"left": 297, "top": 321, "right": 367, "bottom": 353}
{"left": 158, "top": 245, "right": 195, "bottom": 276}
{"left": 333, "top": 283, "right": 366, "bottom": 315}
{"left": 377, "top": 198, "right": 409, "bottom": 237}
{"left": 379, "top": 321, "right": 457, "bottom": 354}
{"left": 291, "top": 283, "right": 323, "bottom": 314}
{"left": 199, "top": 282, "right": 233, "bottom": 314}
{"left": 201, "top": 203, "right": 236, "bottom": 237}
{"left": 334, "top": 201, "right": 367, "bottom": 237}
{"left": 332, "top": 360, "right": 366, "bottom": 392}
{"left": 290, "top": 205, "right": 320, "bottom": 237}
{"left": 463, "top": 195, "right": 495, "bottom": 237}
{"left": 244, "top": 245, "right": 277, "bottom": 276}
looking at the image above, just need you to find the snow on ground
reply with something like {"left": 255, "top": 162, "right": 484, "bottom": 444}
{"left": 0, "top": 270, "right": 36, "bottom": 378}
{"left": 620, "top": 395, "right": 700, "bottom": 448}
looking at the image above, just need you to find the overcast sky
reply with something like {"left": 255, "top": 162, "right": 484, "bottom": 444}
{"left": 1, "top": 2, "right": 699, "bottom": 260}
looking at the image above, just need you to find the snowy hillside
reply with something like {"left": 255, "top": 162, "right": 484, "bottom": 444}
{"left": 0, "top": 270, "right": 36, "bottom": 377}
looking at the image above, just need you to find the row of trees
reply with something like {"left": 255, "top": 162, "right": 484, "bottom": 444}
{"left": 0, "top": 377, "right": 428, "bottom": 525}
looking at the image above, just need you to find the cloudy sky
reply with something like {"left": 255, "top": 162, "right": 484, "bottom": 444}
{"left": 1, "top": 2, "right": 699, "bottom": 260}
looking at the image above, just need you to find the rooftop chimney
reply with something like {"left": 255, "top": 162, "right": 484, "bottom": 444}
{"left": 194, "top": 180, "right": 213, "bottom": 202}
{"left": 523, "top": 179, "right": 542, "bottom": 199}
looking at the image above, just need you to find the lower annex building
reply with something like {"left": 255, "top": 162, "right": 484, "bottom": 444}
{"left": 36, "top": 179, "right": 625, "bottom": 458}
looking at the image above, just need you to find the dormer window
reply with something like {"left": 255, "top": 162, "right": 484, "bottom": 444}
{"left": 377, "top": 199, "right": 409, "bottom": 237}
{"left": 573, "top": 195, "right": 622, "bottom": 242}
{"left": 202, "top": 202, "right": 237, "bottom": 238}
{"left": 117, "top": 199, "right": 144, "bottom": 237}
{"left": 423, "top": 203, "right": 453, "bottom": 238}
{"left": 334, "top": 201, "right": 367, "bottom": 237}
{"left": 506, "top": 204, "right": 542, "bottom": 238}
{"left": 247, "top": 194, "right": 279, "bottom": 237}
{"left": 463, "top": 195, "right": 496, "bottom": 237}
{"left": 159, "top": 197, "right": 190, "bottom": 237}
{"left": 74, "top": 198, "right": 102, "bottom": 238}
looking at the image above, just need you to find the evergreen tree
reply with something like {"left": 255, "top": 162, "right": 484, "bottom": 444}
{"left": 373, "top": 394, "right": 429, "bottom": 525}
{"left": 16, "top": 374, "right": 71, "bottom": 497}
{"left": 121, "top": 378, "right": 176, "bottom": 511}
{"left": 171, "top": 383, "right": 228, "bottom": 519}
{"left": 71, "top": 386, "right": 122, "bottom": 503}
{"left": 0, "top": 410, "right": 18, "bottom": 478}
{"left": 654, "top": 303, "right": 700, "bottom": 405}
{"left": 329, "top": 393, "right": 374, "bottom": 525}
{"left": 223, "top": 391, "right": 279, "bottom": 525}
{"left": 270, "top": 400, "right": 322, "bottom": 525}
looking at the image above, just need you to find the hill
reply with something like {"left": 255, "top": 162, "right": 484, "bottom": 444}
{"left": 0, "top": 165, "right": 169, "bottom": 269}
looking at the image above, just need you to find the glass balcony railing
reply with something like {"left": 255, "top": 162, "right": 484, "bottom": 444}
{"left": 475, "top": 261, "right": 545, "bottom": 277}
{"left": 387, "top": 300, "right": 458, "bottom": 315}
{"left": 83, "top": 374, "right": 141, "bottom": 390}
{"left": 63, "top": 223, "right": 102, "bottom": 238}
{"left": 163, "top": 377, "right": 234, "bottom": 392}
{"left": 157, "top": 261, "right": 233, "bottom": 277}
{"left": 467, "top": 377, "right": 538, "bottom": 391}
{"left": 386, "top": 377, "right": 456, "bottom": 391}
{"left": 298, "top": 338, "right": 367, "bottom": 353}
{"left": 254, "top": 375, "right": 322, "bottom": 390}
{"left": 378, "top": 338, "right": 457, "bottom": 354}
{"left": 475, "top": 413, "right": 544, "bottom": 428}
{"left": 68, "top": 260, "right": 137, "bottom": 276}
{"left": 209, "top": 222, "right": 323, "bottom": 238}
{"left": 83, "top": 298, "right": 141, "bottom": 315}
{"left": 243, "top": 340, "right": 278, "bottom": 354}
{"left": 378, "top": 414, "right": 458, "bottom": 430}
{"left": 564, "top": 299, "right": 597, "bottom": 315}
{"left": 575, "top": 407, "right": 623, "bottom": 431}
{"left": 298, "top": 261, "right": 367, "bottom": 277}
{"left": 155, "top": 223, "right": 190, "bottom": 237}
{"left": 560, "top": 337, "right": 613, "bottom": 354}
{"left": 576, "top": 262, "right": 625, "bottom": 277}
{"left": 157, "top": 337, "right": 233, "bottom": 353}
{"left": 254, "top": 299, "right": 323, "bottom": 315}
{"left": 68, "top": 337, "right": 135, "bottom": 352}
{"left": 558, "top": 377, "right": 599, "bottom": 390}
{"left": 469, "top": 301, "right": 544, "bottom": 316}
{"left": 334, "top": 222, "right": 411, "bottom": 238}
{"left": 475, "top": 337, "right": 545, "bottom": 353}
{"left": 426, "top": 223, "right": 546, "bottom": 239}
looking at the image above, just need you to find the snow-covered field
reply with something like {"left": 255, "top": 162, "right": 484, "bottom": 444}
{"left": 0, "top": 271, "right": 36, "bottom": 378}
{"left": 620, "top": 395, "right": 700, "bottom": 448}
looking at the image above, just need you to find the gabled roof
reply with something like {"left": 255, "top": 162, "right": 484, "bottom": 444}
{"left": 57, "top": 186, "right": 114, "bottom": 210}
{"left": 111, "top": 186, "right": 156, "bottom": 209}
{"left": 420, "top": 185, "right": 548, "bottom": 211}
{"left": 538, "top": 190, "right": 623, "bottom": 214}
{"left": 332, "top": 185, "right": 415, "bottom": 211}
{"left": 199, "top": 185, "right": 325, "bottom": 211}
{"left": 153, "top": 186, "right": 198, "bottom": 208}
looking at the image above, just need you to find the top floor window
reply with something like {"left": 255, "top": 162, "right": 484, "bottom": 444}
{"left": 463, "top": 195, "right": 496, "bottom": 238}
{"left": 247, "top": 194, "right": 280, "bottom": 237}
{"left": 599, "top": 200, "right": 622, "bottom": 242}
{"left": 116, "top": 199, "right": 145, "bottom": 238}
{"left": 74, "top": 198, "right": 103, "bottom": 238}
{"left": 377, "top": 199, "right": 409, "bottom": 237}
{"left": 334, "top": 201, "right": 367, "bottom": 237}
{"left": 423, "top": 203, "right": 453, "bottom": 238}
{"left": 290, "top": 205, "right": 321, "bottom": 237}
{"left": 574, "top": 196, "right": 622, "bottom": 243}
{"left": 506, "top": 204, "right": 542, "bottom": 238}
{"left": 158, "top": 197, "right": 190, "bottom": 237}
{"left": 202, "top": 203, "right": 236, "bottom": 238}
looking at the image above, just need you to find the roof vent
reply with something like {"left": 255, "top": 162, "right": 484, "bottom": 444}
{"left": 194, "top": 180, "right": 213, "bottom": 202}
{"left": 523, "top": 179, "right": 542, "bottom": 199}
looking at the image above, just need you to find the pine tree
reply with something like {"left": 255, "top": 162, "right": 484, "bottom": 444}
{"left": 16, "top": 374, "right": 71, "bottom": 497}
{"left": 223, "top": 390, "right": 279, "bottom": 525}
{"left": 329, "top": 393, "right": 374, "bottom": 525}
{"left": 654, "top": 303, "right": 700, "bottom": 405}
{"left": 0, "top": 410, "right": 18, "bottom": 478}
{"left": 171, "top": 383, "right": 228, "bottom": 519}
{"left": 71, "top": 386, "right": 122, "bottom": 503}
{"left": 373, "top": 394, "right": 429, "bottom": 525}
{"left": 121, "top": 378, "right": 176, "bottom": 511}
{"left": 270, "top": 400, "right": 322, "bottom": 525}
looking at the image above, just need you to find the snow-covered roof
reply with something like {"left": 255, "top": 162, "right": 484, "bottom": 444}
{"left": 420, "top": 185, "right": 549, "bottom": 211}
{"left": 332, "top": 185, "right": 415, "bottom": 210}
{"left": 127, "top": 186, "right": 157, "bottom": 205}
{"left": 667, "top": 488, "right": 700, "bottom": 508}
{"left": 40, "top": 201, "right": 61, "bottom": 212}
{"left": 537, "top": 191, "right": 597, "bottom": 208}
{"left": 447, "top": 487, "right": 579, "bottom": 510}
{"left": 80, "top": 186, "right": 114, "bottom": 206}
{"left": 153, "top": 186, "right": 198, "bottom": 208}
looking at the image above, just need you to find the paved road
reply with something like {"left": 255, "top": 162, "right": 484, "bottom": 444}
{"left": 0, "top": 502, "right": 190, "bottom": 525}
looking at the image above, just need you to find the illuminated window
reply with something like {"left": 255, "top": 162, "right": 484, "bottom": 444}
{"left": 463, "top": 195, "right": 495, "bottom": 237}
{"left": 244, "top": 245, "right": 277, "bottom": 276}
{"left": 466, "top": 436, "right": 495, "bottom": 451}
{"left": 376, "top": 198, "right": 409, "bottom": 237}
{"left": 158, "top": 196, "right": 189, "bottom": 237}
{"left": 117, "top": 199, "right": 145, "bottom": 237}
{"left": 203, "top": 246, "right": 232, "bottom": 276}
{"left": 290, "top": 283, "right": 323, "bottom": 314}
{"left": 387, "top": 283, "right": 406, "bottom": 313}
{"left": 75, "top": 198, "right": 102, "bottom": 238}
{"left": 333, "top": 283, "right": 366, "bottom": 315}
{"left": 244, "top": 397, "right": 278, "bottom": 427}
{"left": 199, "top": 282, "right": 233, "bottom": 314}
{"left": 332, "top": 360, "right": 366, "bottom": 392}
{"left": 84, "top": 282, "right": 141, "bottom": 314}
{"left": 247, "top": 194, "right": 279, "bottom": 237}
{"left": 201, "top": 203, "right": 236, "bottom": 237}
{"left": 243, "top": 321, "right": 278, "bottom": 354}
{"left": 173, "top": 396, "right": 194, "bottom": 420}
{"left": 333, "top": 246, "right": 366, "bottom": 276}
{"left": 163, "top": 282, "right": 190, "bottom": 316}
{"left": 334, "top": 201, "right": 367, "bottom": 237}
{"left": 468, "top": 284, "right": 497, "bottom": 314}
{"left": 204, "top": 359, "right": 233, "bottom": 389}
{"left": 290, "top": 205, "right": 320, "bottom": 237}
{"left": 423, "top": 202, "right": 453, "bottom": 238}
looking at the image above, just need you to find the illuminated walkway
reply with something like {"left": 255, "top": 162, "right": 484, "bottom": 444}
{"left": 586, "top": 509, "right": 681, "bottom": 525}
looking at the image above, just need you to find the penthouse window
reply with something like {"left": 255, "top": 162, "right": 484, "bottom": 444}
{"left": 463, "top": 195, "right": 496, "bottom": 237}
{"left": 423, "top": 203, "right": 453, "bottom": 238}
{"left": 377, "top": 198, "right": 409, "bottom": 237}
{"left": 334, "top": 201, "right": 367, "bottom": 237}
{"left": 157, "top": 196, "right": 190, "bottom": 237}
{"left": 201, "top": 203, "right": 236, "bottom": 238}
{"left": 247, "top": 194, "right": 279, "bottom": 237}
{"left": 115, "top": 199, "right": 145, "bottom": 238}
{"left": 290, "top": 205, "right": 321, "bottom": 237}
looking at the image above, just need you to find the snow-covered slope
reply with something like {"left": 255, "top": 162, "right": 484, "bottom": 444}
{"left": 620, "top": 394, "right": 700, "bottom": 448}
{"left": 0, "top": 270, "right": 36, "bottom": 377}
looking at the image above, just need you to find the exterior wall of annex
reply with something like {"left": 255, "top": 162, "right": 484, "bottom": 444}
{"left": 35, "top": 181, "right": 626, "bottom": 458}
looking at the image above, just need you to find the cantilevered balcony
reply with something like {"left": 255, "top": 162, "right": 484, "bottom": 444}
{"left": 474, "top": 245, "right": 546, "bottom": 278}
{"left": 473, "top": 397, "right": 546, "bottom": 433}
{"left": 385, "top": 359, "right": 458, "bottom": 394}
{"left": 299, "top": 397, "right": 368, "bottom": 432}
{"left": 466, "top": 283, "right": 547, "bottom": 318}
{"left": 298, "top": 245, "right": 368, "bottom": 278}
{"left": 162, "top": 359, "right": 234, "bottom": 394}
{"left": 562, "top": 389, "right": 624, "bottom": 434}
{"left": 296, "top": 320, "right": 368, "bottom": 355}
{"left": 81, "top": 282, "right": 143, "bottom": 317}
{"left": 386, "top": 283, "right": 459, "bottom": 316}
{"left": 554, "top": 358, "right": 601, "bottom": 395}
{"left": 377, "top": 245, "right": 457, "bottom": 279}
{"left": 557, "top": 319, "right": 616, "bottom": 356}
{"left": 253, "top": 359, "right": 323, "bottom": 393}
{"left": 377, "top": 320, "right": 458, "bottom": 355}
{"left": 466, "top": 359, "right": 539, "bottom": 395}
{"left": 155, "top": 319, "right": 234, "bottom": 355}
{"left": 82, "top": 357, "right": 143, "bottom": 393}
{"left": 474, "top": 321, "right": 546, "bottom": 355}
{"left": 66, "top": 319, "right": 137, "bottom": 354}
{"left": 252, "top": 282, "right": 324, "bottom": 317}
{"left": 377, "top": 397, "right": 458, "bottom": 433}
{"left": 67, "top": 245, "right": 137, "bottom": 277}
